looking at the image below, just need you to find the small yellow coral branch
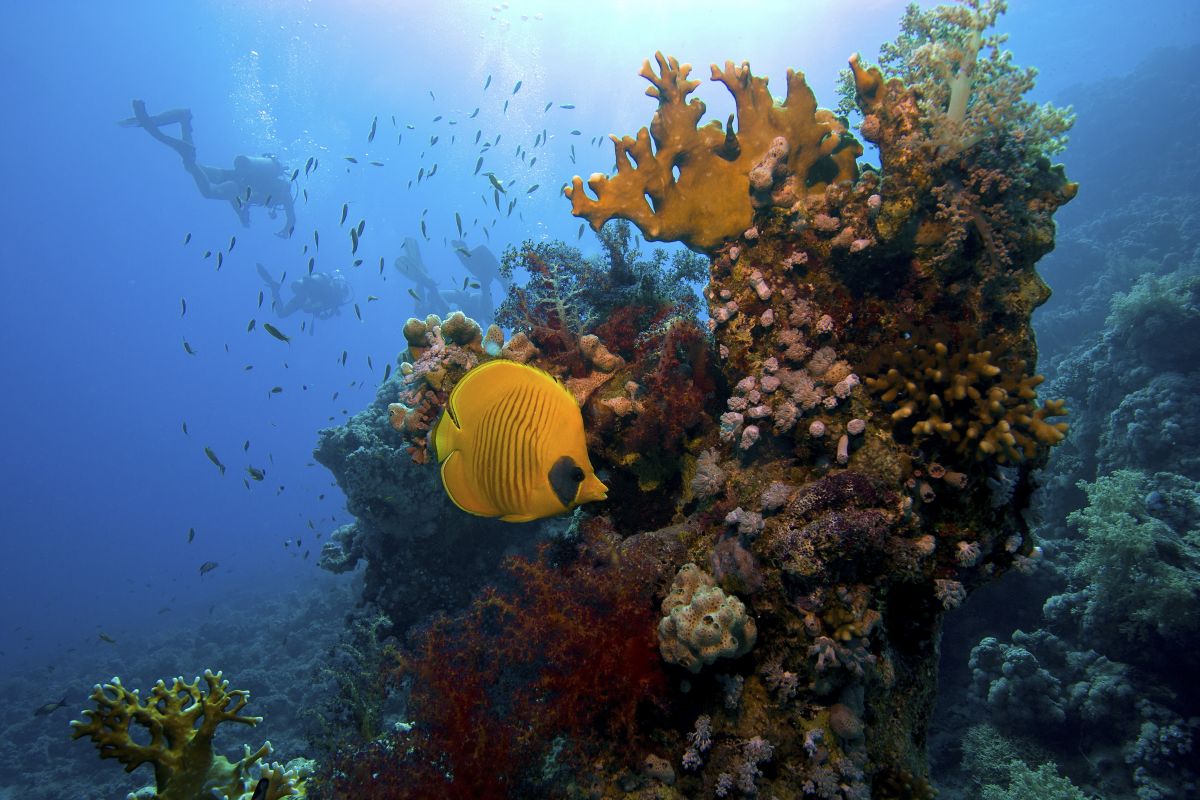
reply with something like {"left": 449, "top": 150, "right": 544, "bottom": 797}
{"left": 71, "top": 670, "right": 265, "bottom": 800}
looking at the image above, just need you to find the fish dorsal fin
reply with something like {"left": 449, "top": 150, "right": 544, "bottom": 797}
{"left": 446, "top": 359, "right": 571, "bottom": 424}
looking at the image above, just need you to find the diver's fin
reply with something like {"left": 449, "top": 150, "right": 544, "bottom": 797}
{"left": 256, "top": 262, "right": 280, "bottom": 287}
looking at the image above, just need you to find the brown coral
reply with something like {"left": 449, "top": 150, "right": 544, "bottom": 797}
{"left": 566, "top": 52, "right": 860, "bottom": 252}
{"left": 866, "top": 336, "right": 1067, "bottom": 463}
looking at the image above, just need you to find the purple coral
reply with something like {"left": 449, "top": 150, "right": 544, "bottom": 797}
{"left": 934, "top": 578, "right": 967, "bottom": 609}
{"left": 720, "top": 411, "right": 744, "bottom": 443}
{"left": 760, "top": 481, "right": 792, "bottom": 513}
{"left": 735, "top": 736, "right": 775, "bottom": 794}
{"left": 749, "top": 136, "right": 789, "bottom": 193}
{"left": 749, "top": 269, "right": 772, "bottom": 301}
{"left": 761, "top": 656, "right": 799, "bottom": 700}
{"left": 725, "top": 507, "right": 765, "bottom": 537}
{"left": 682, "top": 714, "right": 712, "bottom": 770}
{"left": 803, "top": 726, "right": 825, "bottom": 758}
{"left": 740, "top": 424, "right": 761, "bottom": 451}
{"left": 711, "top": 535, "right": 765, "bottom": 594}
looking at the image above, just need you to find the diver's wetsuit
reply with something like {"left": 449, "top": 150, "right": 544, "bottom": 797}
{"left": 258, "top": 265, "right": 351, "bottom": 321}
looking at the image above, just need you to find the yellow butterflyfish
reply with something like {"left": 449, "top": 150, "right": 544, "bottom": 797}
{"left": 432, "top": 360, "right": 608, "bottom": 522}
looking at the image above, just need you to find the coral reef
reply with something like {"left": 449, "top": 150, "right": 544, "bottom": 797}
{"left": 317, "top": 1, "right": 1079, "bottom": 796}
{"left": 1063, "top": 470, "right": 1200, "bottom": 665}
{"left": 71, "top": 670, "right": 308, "bottom": 799}
{"left": 922, "top": 42, "right": 1200, "bottom": 800}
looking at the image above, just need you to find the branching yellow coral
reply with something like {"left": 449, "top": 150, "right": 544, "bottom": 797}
{"left": 867, "top": 339, "right": 1067, "bottom": 463}
{"left": 566, "top": 52, "right": 860, "bottom": 252}
{"left": 71, "top": 669, "right": 304, "bottom": 800}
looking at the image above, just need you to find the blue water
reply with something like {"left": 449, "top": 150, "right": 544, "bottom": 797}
{"left": 1, "top": 1, "right": 1196, "bottom": 796}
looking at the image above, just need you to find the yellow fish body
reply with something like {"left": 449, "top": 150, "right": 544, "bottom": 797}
{"left": 432, "top": 360, "right": 608, "bottom": 522}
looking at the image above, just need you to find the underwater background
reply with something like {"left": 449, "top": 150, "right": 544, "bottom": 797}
{"left": 1, "top": 0, "right": 1197, "bottom": 798}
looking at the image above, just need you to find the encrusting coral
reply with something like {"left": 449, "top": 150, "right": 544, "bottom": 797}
{"left": 70, "top": 670, "right": 308, "bottom": 799}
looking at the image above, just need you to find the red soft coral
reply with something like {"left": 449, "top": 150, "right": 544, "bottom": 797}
{"left": 320, "top": 529, "right": 668, "bottom": 799}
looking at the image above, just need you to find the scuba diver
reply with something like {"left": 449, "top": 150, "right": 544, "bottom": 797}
{"left": 395, "top": 237, "right": 500, "bottom": 326}
{"left": 451, "top": 239, "right": 505, "bottom": 291}
{"left": 257, "top": 263, "right": 352, "bottom": 326}
{"left": 119, "top": 100, "right": 296, "bottom": 238}
{"left": 451, "top": 239, "right": 507, "bottom": 326}
{"left": 394, "top": 237, "right": 450, "bottom": 317}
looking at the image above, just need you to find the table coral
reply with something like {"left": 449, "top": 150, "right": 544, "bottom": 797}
{"left": 70, "top": 670, "right": 306, "bottom": 800}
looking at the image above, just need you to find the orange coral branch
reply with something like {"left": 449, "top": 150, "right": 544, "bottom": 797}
{"left": 565, "top": 51, "right": 861, "bottom": 253}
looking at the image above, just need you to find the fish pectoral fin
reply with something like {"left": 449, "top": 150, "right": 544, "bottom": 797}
{"left": 439, "top": 451, "right": 496, "bottom": 517}
{"left": 500, "top": 513, "right": 539, "bottom": 523}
